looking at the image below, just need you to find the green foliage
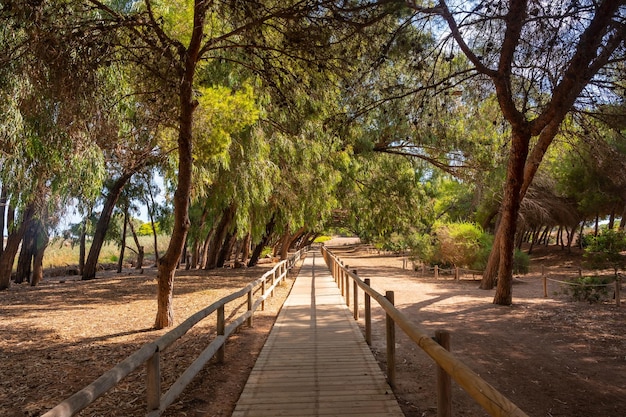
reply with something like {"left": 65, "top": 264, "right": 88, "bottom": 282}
{"left": 563, "top": 275, "right": 613, "bottom": 304}
{"left": 583, "top": 229, "right": 626, "bottom": 274}
{"left": 513, "top": 249, "right": 530, "bottom": 275}
{"left": 412, "top": 222, "right": 492, "bottom": 269}
{"left": 138, "top": 222, "right": 160, "bottom": 236}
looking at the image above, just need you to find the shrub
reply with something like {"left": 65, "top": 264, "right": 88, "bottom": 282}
{"left": 410, "top": 222, "right": 492, "bottom": 269}
{"left": 513, "top": 249, "right": 530, "bottom": 275}
{"left": 583, "top": 229, "right": 626, "bottom": 275}
{"left": 564, "top": 275, "right": 612, "bottom": 303}
{"left": 433, "top": 222, "right": 490, "bottom": 268}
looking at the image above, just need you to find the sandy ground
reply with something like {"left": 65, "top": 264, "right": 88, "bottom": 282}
{"left": 326, "top": 239, "right": 626, "bottom": 417}
{"left": 1, "top": 239, "right": 624, "bottom": 417}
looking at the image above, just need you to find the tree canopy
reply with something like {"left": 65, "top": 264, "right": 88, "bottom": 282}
{"left": 1, "top": 0, "right": 624, "bottom": 317}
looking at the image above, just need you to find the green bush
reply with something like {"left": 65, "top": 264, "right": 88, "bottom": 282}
{"left": 433, "top": 222, "right": 490, "bottom": 268}
{"left": 564, "top": 275, "right": 612, "bottom": 303}
{"left": 138, "top": 222, "right": 160, "bottom": 236}
{"left": 410, "top": 222, "right": 493, "bottom": 269}
{"left": 583, "top": 229, "right": 626, "bottom": 275}
{"left": 513, "top": 249, "right": 530, "bottom": 275}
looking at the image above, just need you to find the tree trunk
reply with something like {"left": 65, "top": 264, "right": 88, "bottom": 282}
{"left": 31, "top": 221, "right": 48, "bottom": 286}
{"left": 527, "top": 228, "right": 538, "bottom": 255}
{"left": 117, "top": 209, "right": 128, "bottom": 273}
{"left": 492, "top": 129, "right": 531, "bottom": 305}
{"left": 608, "top": 208, "right": 615, "bottom": 230}
{"left": 480, "top": 230, "right": 500, "bottom": 289}
{"left": 200, "top": 227, "right": 214, "bottom": 269}
{"left": 273, "top": 232, "right": 290, "bottom": 258}
{"left": 619, "top": 204, "right": 626, "bottom": 231}
{"left": 15, "top": 222, "right": 36, "bottom": 284}
{"left": 127, "top": 216, "right": 144, "bottom": 269}
{"left": 0, "top": 203, "right": 35, "bottom": 290}
{"left": 0, "top": 186, "right": 6, "bottom": 258}
{"left": 82, "top": 173, "right": 133, "bottom": 280}
{"left": 539, "top": 226, "right": 552, "bottom": 246}
{"left": 216, "top": 230, "right": 237, "bottom": 268}
{"left": 154, "top": 3, "right": 207, "bottom": 328}
{"left": 248, "top": 215, "right": 276, "bottom": 267}
{"left": 239, "top": 232, "right": 251, "bottom": 263}
{"left": 145, "top": 178, "right": 160, "bottom": 266}
{"left": 578, "top": 221, "right": 585, "bottom": 249}
{"left": 78, "top": 212, "right": 89, "bottom": 275}
{"left": 205, "top": 204, "right": 236, "bottom": 270}
{"left": 279, "top": 227, "right": 306, "bottom": 260}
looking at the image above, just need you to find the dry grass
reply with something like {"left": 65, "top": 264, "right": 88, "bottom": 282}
{"left": 43, "top": 235, "right": 171, "bottom": 270}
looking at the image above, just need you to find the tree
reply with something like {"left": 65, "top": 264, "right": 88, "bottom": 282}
{"left": 400, "top": 0, "right": 626, "bottom": 304}
{"left": 84, "top": 0, "right": 338, "bottom": 327}
{"left": 0, "top": 3, "right": 106, "bottom": 289}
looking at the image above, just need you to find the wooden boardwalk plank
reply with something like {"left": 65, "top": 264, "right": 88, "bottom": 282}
{"left": 231, "top": 250, "right": 404, "bottom": 417}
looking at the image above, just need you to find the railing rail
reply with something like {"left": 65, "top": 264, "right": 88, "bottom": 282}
{"left": 321, "top": 245, "right": 528, "bottom": 417}
{"left": 41, "top": 247, "right": 308, "bottom": 417}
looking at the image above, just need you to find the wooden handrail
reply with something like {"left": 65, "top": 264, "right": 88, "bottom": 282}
{"left": 321, "top": 245, "right": 528, "bottom": 417}
{"left": 41, "top": 247, "right": 308, "bottom": 417}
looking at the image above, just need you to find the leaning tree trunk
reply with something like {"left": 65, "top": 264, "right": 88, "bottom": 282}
{"left": 0, "top": 203, "right": 35, "bottom": 290}
{"left": 248, "top": 215, "right": 276, "bottom": 267}
{"left": 15, "top": 221, "right": 36, "bottom": 284}
{"left": 279, "top": 227, "right": 306, "bottom": 260}
{"left": 117, "top": 209, "right": 128, "bottom": 273}
{"left": 82, "top": 172, "right": 133, "bottom": 280}
{"left": 205, "top": 204, "right": 236, "bottom": 270}
{"left": 239, "top": 232, "right": 251, "bottom": 263}
{"left": 31, "top": 221, "right": 48, "bottom": 286}
{"left": 216, "top": 229, "right": 237, "bottom": 268}
{"left": 199, "top": 227, "right": 214, "bottom": 269}
{"left": 0, "top": 186, "right": 6, "bottom": 258}
{"left": 127, "top": 216, "right": 144, "bottom": 269}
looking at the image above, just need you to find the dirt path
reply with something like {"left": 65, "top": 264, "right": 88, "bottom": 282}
{"left": 328, "top": 242, "right": 626, "bottom": 417}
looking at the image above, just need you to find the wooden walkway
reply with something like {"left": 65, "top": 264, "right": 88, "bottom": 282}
{"left": 232, "top": 250, "right": 404, "bottom": 417}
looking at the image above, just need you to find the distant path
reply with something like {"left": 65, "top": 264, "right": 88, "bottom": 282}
{"left": 232, "top": 248, "right": 403, "bottom": 417}
{"left": 323, "top": 236, "right": 361, "bottom": 247}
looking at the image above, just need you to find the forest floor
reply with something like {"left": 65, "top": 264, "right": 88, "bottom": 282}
{"left": 1, "top": 241, "right": 624, "bottom": 417}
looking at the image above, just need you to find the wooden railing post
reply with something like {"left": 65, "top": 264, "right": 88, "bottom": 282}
{"left": 616, "top": 275, "right": 621, "bottom": 307}
{"left": 542, "top": 266, "right": 547, "bottom": 298}
{"left": 435, "top": 265, "right": 439, "bottom": 279}
{"left": 217, "top": 305, "right": 225, "bottom": 363}
{"left": 247, "top": 289, "right": 253, "bottom": 327}
{"left": 345, "top": 271, "right": 350, "bottom": 307}
{"left": 261, "top": 280, "right": 266, "bottom": 311}
{"left": 146, "top": 350, "right": 161, "bottom": 413}
{"left": 435, "top": 330, "right": 452, "bottom": 417}
{"left": 352, "top": 269, "right": 359, "bottom": 320}
{"left": 455, "top": 267, "right": 459, "bottom": 281}
{"left": 271, "top": 270, "right": 275, "bottom": 297}
{"left": 364, "top": 278, "right": 372, "bottom": 346}
{"left": 385, "top": 290, "right": 396, "bottom": 387}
